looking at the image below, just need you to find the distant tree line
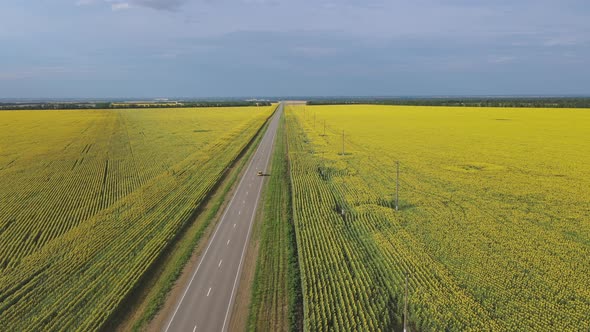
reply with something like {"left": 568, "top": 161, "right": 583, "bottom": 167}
{"left": 0, "top": 100, "right": 272, "bottom": 111}
{"left": 307, "top": 97, "right": 590, "bottom": 108}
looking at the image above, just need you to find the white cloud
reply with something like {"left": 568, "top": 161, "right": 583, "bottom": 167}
{"left": 129, "top": 0, "right": 188, "bottom": 11}
{"left": 76, "top": 0, "right": 97, "bottom": 5}
{"left": 543, "top": 36, "right": 581, "bottom": 47}
{"left": 111, "top": 2, "right": 131, "bottom": 11}
{"left": 76, "top": 0, "right": 185, "bottom": 11}
{"left": 489, "top": 56, "right": 517, "bottom": 64}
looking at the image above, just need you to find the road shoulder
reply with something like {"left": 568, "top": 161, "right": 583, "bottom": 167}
{"left": 112, "top": 113, "right": 271, "bottom": 332}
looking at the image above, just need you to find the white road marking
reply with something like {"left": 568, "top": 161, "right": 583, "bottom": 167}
{"left": 238, "top": 210, "right": 241, "bottom": 215}
{"left": 207, "top": 288, "right": 212, "bottom": 297}
{"left": 163, "top": 118, "right": 271, "bottom": 332}
{"left": 218, "top": 260, "right": 223, "bottom": 268}
{"left": 243, "top": 200, "right": 245, "bottom": 204}
{"left": 165, "top": 103, "right": 282, "bottom": 332}
{"left": 227, "top": 239, "right": 230, "bottom": 246}
{"left": 193, "top": 325, "right": 197, "bottom": 332}
{"left": 221, "top": 126, "right": 275, "bottom": 332}
{"left": 246, "top": 191, "right": 248, "bottom": 195}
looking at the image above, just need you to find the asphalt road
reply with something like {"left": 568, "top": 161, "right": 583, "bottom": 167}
{"left": 163, "top": 102, "right": 284, "bottom": 332}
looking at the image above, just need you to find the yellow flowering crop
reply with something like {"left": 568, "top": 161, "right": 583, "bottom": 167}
{"left": 286, "top": 104, "right": 590, "bottom": 331}
{"left": 0, "top": 106, "right": 273, "bottom": 330}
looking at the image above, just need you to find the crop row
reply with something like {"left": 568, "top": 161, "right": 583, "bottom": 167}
{"left": 0, "top": 107, "right": 274, "bottom": 330}
{"left": 285, "top": 104, "right": 590, "bottom": 331}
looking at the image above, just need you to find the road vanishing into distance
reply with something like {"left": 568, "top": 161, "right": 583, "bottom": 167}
{"left": 164, "top": 102, "right": 284, "bottom": 332}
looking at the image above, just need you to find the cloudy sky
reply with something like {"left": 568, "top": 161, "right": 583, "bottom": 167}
{"left": 1, "top": 0, "right": 589, "bottom": 98}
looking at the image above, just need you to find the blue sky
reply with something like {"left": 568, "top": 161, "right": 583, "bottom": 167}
{"left": 1, "top": 0, "right": 589, "bottom": 98}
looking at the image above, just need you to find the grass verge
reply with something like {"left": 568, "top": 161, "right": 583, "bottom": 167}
{"left": 108, "top": 110, "right": 274, "bottom": 332}
{"left": 247, "top": 112, "right": 303, "bottom": 331}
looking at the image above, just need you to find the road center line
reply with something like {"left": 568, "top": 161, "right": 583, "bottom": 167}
{"left": 221, "top": 115, "right": 277, "bottom": 332}
{"left": 193, "top": 325, "right": 197, "bottom": 332}
{"left": 218, "top": 260, "right": 223, "bottom": 268}
{"left": 163, "top": 103, "right": 279, "bottom": 332}
{"left": 207, "top": 288, "right": 211, "bottom": 297}
{"left": 227, "top": 239, "right": 230, "bottom": 246}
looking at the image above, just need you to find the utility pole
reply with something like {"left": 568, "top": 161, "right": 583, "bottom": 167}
{"left": 404, "top": 272, "right": 409, "bottom": 332}
{"left": 321, "top": 150, "right": 325, "bottom": 178}
{"left": 395, "top": 161, "right": 400, "bottom": 211}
